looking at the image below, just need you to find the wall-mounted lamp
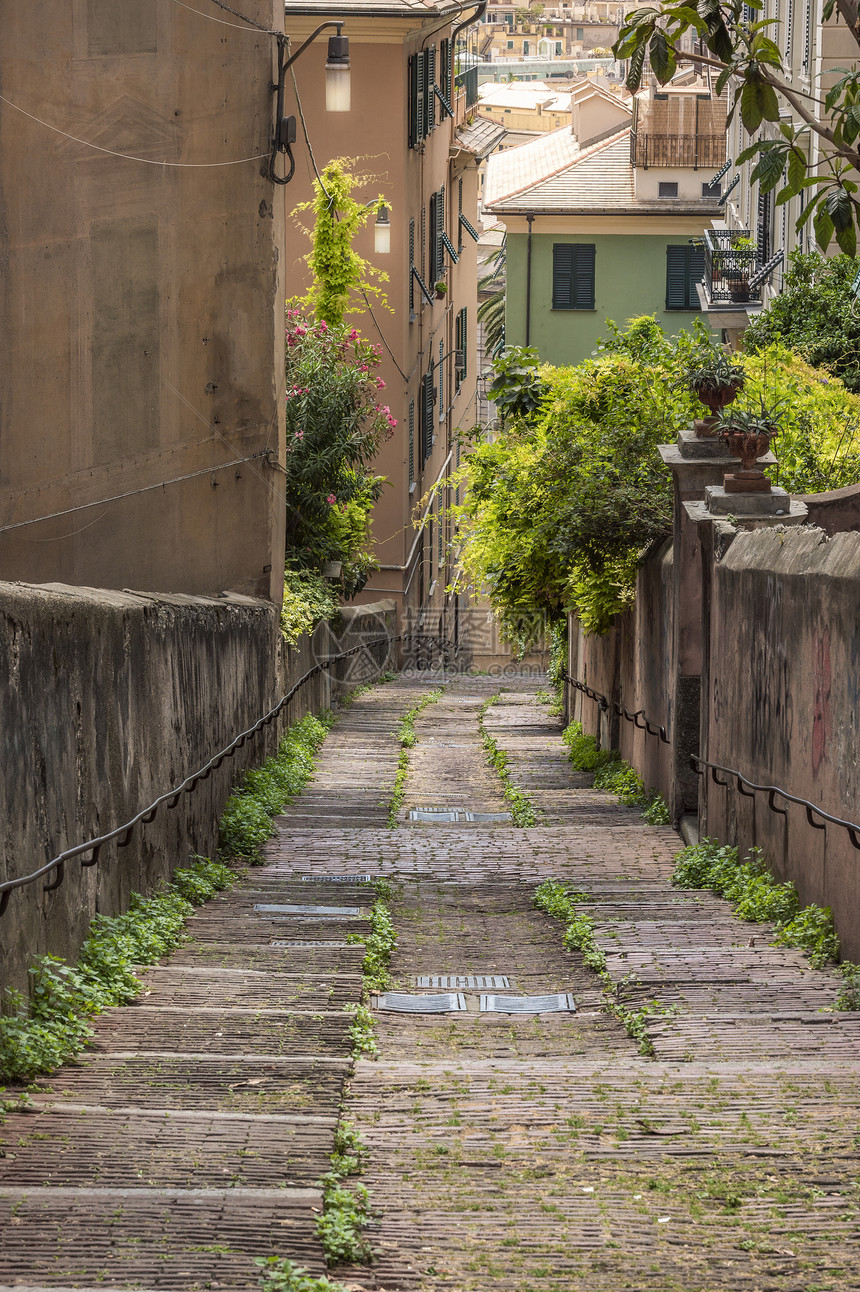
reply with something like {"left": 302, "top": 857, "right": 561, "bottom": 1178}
{"left": 325, "top": 29, "right": 351, "bottom": 112}
{"left": 268, "top": 22, "right": 351, "bottom": 185}
{"left": 374, "top": 205, "right": 391, "bottom": 255}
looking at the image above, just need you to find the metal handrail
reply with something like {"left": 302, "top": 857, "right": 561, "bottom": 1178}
{"left": 0, "top": 633, "right": 399, "bottom": 917}
{"left": 560, "top": 669, "right": 669, "bottom": 743}
{"left": 690, "top": 755, "right": 860, "bottom": 851}
{"left": 560, "top": 667, "right": 860, "bottom": 848}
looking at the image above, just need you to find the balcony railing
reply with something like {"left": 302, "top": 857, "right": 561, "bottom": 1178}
{"left": 703, "top": 228, "right": 762, "bottom": 306}
{"left": 630, "top": 131, "right": 726, "bottom": 170}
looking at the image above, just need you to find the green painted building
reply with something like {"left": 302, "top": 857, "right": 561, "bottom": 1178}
{"left": 484, "top": 96, "right": 724, "bottom": 365}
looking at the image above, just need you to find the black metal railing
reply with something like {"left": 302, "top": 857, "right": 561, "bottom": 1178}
{"left": 630, "top": 131, "right": 726, "bottom": 171}
{"left": 561, "top": 669, "right": 860, "bottom": 849}
{"left": 455, "top": 65, "right": 479, "bottom": 109}
{"left": 704, "top": 227, "right": 762, "bottom": 305}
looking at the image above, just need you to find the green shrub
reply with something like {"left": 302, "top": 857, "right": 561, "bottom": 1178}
{"left": 672, "top": 837, "right": 840, "bottom": 970}
{"left": 218, "top": 712, "right": 334, "bottom": 860}
{"left": 562, "top": 721, "right": 617, "bottom": 772}
{"left": 255, "top": 1259, "right": 351, "bottom": 1292}
{"left": 0, "top": 857, "right": 234, "bottom": 1083}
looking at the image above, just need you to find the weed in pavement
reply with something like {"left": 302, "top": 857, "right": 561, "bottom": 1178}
{"left": 387, "top": 688, "right": 444, "bottom": 826}
{"left": 255, "top": 1258, "right": 351, "bottom": 1291}
{"left": 479, "top": 695, "right": 539, "bottom": 827}
{"left": 562, "top": 722, "right": 670, "bottom": 824}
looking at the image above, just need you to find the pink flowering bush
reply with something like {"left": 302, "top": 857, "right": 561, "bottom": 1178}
{"left": 284, "top": 307, "right": 395, "bottom": 597}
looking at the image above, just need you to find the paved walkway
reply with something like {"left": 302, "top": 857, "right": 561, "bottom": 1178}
{"left": 2, "top": 672, "right": 859, "bottom": 1291}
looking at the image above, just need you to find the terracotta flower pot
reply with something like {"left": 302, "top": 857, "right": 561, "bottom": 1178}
{"left": 692, "top": 380, "right": 743, "bottom": 437}
{"left": 721, "top": 427, "right": 776, "bottom": 492}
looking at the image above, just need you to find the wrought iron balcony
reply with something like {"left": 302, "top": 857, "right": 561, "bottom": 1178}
{"left": 630, "top": 130, "right": 726, "bottom": 170}
{"left": 703, "top": 228, "right": 762, "bottom": 306}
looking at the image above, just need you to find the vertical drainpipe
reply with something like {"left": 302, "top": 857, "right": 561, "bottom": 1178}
{"left": 525, "top": 213, "right": 534, "bottom": 346}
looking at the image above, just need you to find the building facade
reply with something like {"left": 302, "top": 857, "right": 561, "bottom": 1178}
{"left": 283, "top": 0, "right": 495, "bottom": 640}
{"left": 484, "top": 82, "right": 726, "bottom": 364}
{"left": 0, "top": 0, "right": 288, "bottom": 601}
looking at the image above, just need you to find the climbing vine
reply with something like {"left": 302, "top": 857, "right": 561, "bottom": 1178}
{"left": 292, "top": 158, "right": 390, "bottom": 327}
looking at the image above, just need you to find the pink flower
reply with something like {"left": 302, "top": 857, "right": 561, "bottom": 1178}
{"left": 326, "top": 493, "right": 337, "bottom": 505}
{"left": 318, "top": 320, "right": 328, "bottom": 331}
{"left": 294, "top": 326, "right": 306, "bottom": 338}
{"left": 294, "top": 430, "right": 304, "bottom": 439}
{"left": 348, "top": 328, "right": 359, "bottom": 341}
{"left": 376, "top": 378, "right": 386, "bottom": 389}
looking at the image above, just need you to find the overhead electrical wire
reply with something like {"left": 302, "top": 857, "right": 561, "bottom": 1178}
{"left": 0, "top": 94, "right": 267, "bottom": 168}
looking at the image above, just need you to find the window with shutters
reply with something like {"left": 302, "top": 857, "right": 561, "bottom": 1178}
{"left": 428, "top": 189, "right": 445, "bottom": 283}
{"left": 784, "top": 0, "right": 793, "bottom": 60}
{"left": 438, "top": 340, "right": 445, "bottom": 420}
{"left": 552, "top": 244, "right": 595, "bottom": 310}
{"left": 426, "top": 45, "right": 437, "bottom": 132}
{"left": 665, "top": 244, "right": 704, "bottom": 310}
{"left": 757, "top": 189, "right": 772, "bottom": 262}
{"left": 408, "top": 398, "right": 415, "bottom": 490}
{"left": 801, "top": 0, "right": 811, "bottom": 72}
{"left": 409, "top": 219, "right": 415, "bottom": 316}
{"left": 439, "top": 38, "right": 452, "bottom": 112}
{"left": 409, "top": 50, "right": 427, "bottom": 149}
{"left": 421, "top": 371, "right": 434, "bottom": 464}
{"left": 455, "top": 307, "right": 467, "bottom": 390}
{"left": 458, "top": 179, "right": 463, "bottom": 250}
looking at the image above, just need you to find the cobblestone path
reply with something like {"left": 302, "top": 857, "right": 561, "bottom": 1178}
{"left": 2, "top": 672, "right": 859, "bottom": 1291}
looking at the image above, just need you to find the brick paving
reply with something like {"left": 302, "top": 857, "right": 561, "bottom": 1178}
{"left": 2, "top": 671, "right": 860, "bottom": 1291}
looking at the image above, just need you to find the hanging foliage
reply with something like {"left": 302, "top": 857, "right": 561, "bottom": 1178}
{"left": 292, "top": 158, "right": 390, "bottom": 327}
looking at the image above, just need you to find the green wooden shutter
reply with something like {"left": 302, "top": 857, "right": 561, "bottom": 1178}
{"left": 422, "top": 371, "right": 434, "bottom": 463}
{"left": 428, "top": 194, "right": 438, "bottom": 285}
{"left": 426, "top": 48, "right": 434, "bottom": 133}
{"left": 409, "top": 219, "right": 415, "bottom": 314}
{"left": 553, "top": 245, "right": 594, "bottom": 309}
{"left": 552, "top": 244, "right": 575, "bottom": 308}
{"left": 438, "top": 340, "right": 444, "bottom": 419}
{"left": 665, "top": 245, "right": 688, "bottom": 309}
{"left": 409, "top": 51, "right": 426, "bottom": 148}
{"left": 408, "top": 398, "right": 415, "bottom": 486}
{"left": 455, "top": 307, "right": 467, "bottom": 388}
{"left": 687, "top": 244, "right": 704, "bottom": 309}
{"left": 572, "top": 244, "right": 595, "bottom": 309}
{"left": 434, "top": 186, "right": 445, "bottom": 279}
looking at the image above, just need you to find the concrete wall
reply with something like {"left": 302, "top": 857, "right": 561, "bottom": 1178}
{"left": 0, "top": 1, "right": 286, "bottom": 601}
{"left": 0, "top": 583, "right": 395, "bottom": 993}
{"left": 568, "top": 521, "right": 860, "bottom": 962}
{"left": 569, "top": 538, "right": 674, "bottom": 806}
{"left": 701, "top": 524, "right": 860, "bottom": 961}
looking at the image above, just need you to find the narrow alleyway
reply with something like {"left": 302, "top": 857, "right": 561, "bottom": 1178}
{"left": 2, "top": 673, "right": 859, "bottom": 1290}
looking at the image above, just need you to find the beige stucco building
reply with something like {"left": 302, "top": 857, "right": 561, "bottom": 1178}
{"left": 282, "top": 0, "right": 498, "bottom": 644}
{"left": 0, "top": 0, "right": 288, "bottom": 601}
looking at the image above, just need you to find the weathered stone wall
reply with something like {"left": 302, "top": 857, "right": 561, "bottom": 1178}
{"left": 569, "top": 522, "right": 860, "bottom": 961}
{"left": 701, "top": 525, "right": 860, "bottom": 960}
{"left": 569, "top": 539, "right": 675, "bottom": 807}
{"left": 0, "top": 583, "right": 395, "bottom": 993}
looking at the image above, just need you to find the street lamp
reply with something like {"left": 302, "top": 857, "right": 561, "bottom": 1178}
{"left": 325, "top": 29, "right": 351, "bottom": 112}
{"left": 374, "top": 205, "right": 391, "bottom": 255}
{"left": 269, "top": 23, "right": 351, "bottom": 184}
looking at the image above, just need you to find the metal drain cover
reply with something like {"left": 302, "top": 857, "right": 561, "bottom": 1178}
{"left": 408, "top": 808, "right": 510, "bottom": 823}
{"left": 416, "top": 975, "right": 510, "bottom": 989}
{"left": 374, "top": 992, "right": 467, "bottom": 1013}
{"left": 301, "top": 874, "right": 372, "bottom": 883}
{"left": 480, "top": 993, "right": 577, "bottom": 1014}
{"left": 254, "top": 904, "right": 361, "bottom": 917}
{"left": 270, "top": 940, "right": 357, "bottom": 948}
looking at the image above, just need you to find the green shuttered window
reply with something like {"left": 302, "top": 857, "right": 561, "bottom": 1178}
{"left": 665, "top": 244, "right": 704, "bottom": 310}
{"left": 552, "top": 244, "right": 595, "bottom": 310}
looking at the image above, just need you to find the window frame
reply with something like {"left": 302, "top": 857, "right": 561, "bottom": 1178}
{"left": 551, "top": 243, "right": 596, "bottom": 311}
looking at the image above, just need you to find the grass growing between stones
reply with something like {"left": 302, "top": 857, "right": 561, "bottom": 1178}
{"left": 479, "top": 695, "right": 539, "bottom": 827}
{"left": 0, "top": 856, "right": 235, "bottom": 1084}
{"left": 562, "top": 722, "right": 670, "bottom": 825}
{"left": 533, "top": 880, "right": 679, "bottom": 1055}
{"left": 387, "top": 688, "right": 444, "bottom": 826}
{"left": 255, "top": 1258, "right": 353, "bottom": 1292}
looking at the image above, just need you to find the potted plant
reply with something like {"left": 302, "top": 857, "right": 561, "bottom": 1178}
{"left": 434, "top": 280, "right": 448, "bottom": 300}
{"left": 685, "top": 353, "right": 746, "bottom": 436}
{"left": 714, "top": 406, "right": 780, "bottom": 493}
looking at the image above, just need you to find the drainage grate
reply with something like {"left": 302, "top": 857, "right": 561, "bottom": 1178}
{"left": 408, "top": 808, "right": 510, "bottom": 823}
{"left": 415, "top": 975, "right": 510, "bottom": 989}
{"left": 254, "top": 904, "right": 361, "bottom": 917}
{"left": 374, "top": 992, "right": 467, "bottom": 1013}
{"left": 301, "top": 875, "right": 372, "bottom": 883}
{"left": 480, "top": 993, "right": 577, "bottom": 1014}
{"left": 270, "top": 940, "right": 358, "bottom": 948}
